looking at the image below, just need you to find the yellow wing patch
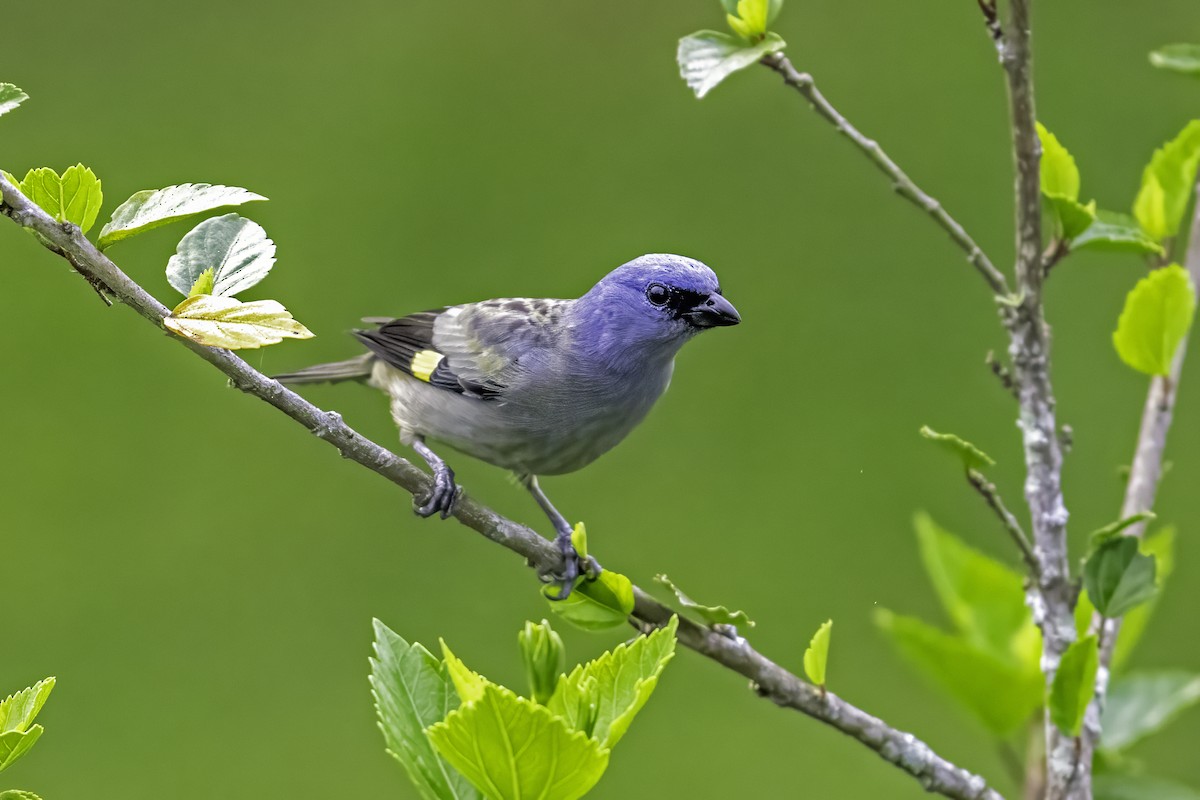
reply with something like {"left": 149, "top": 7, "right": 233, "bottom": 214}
{"left": 410, "top": 349, "right": 445, "bottom": 382}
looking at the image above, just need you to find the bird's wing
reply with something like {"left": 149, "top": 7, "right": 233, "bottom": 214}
{"left": 353, "top": 299, "right": 567, "bottom": 400}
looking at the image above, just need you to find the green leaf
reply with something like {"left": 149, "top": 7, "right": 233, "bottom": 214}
{"left": 439, "top": 640, "right": 487, "bottom": 706}
{"left": 0, "top": 83, "right": 28, "bottom": 118}
{"left": 0, "top": 727, "right": 43, "bottom": 774}
{"left": 1037, "top": 122, "right": 1080, "bottom": 201}
{"left": 97, "top": 183, "right": 266, "bottom": 249}
{"left": 1113, "top": 264, "right": 1196, "bottom": 376}
{"left": 726, "top": 0, "right": 770, "bottom": 40}
{"left": 544, "top": 570, "right": 634, "bottom": 631}
{"left": 1047, "top": 196, "right": 1097, "bottom": 240}
{"left": 1133, "top": 120, "right": 1200, "bottom": 241}
{"left": 188, "top": 268, "right": 215, "bottom": 298}
{"left": 1072, "top": 210, "right": 1165, "bottom": 256}
{"left": 653, "top": 574, "right": 754, "bottom": 628}
{"left": 1049, "top": 635, "right": 1099, "bottom": 736}
{"left": 166, "top": 213, "right": 277, "bottom": 298}
{"left": 874, "top": 610, "right": 1042, "bottom": 736}
{"left": 1102, "top": 671, "right": 1200, "bottom": 751}
{"left": 0, "top": 791, "right": 44, "bottom": 800}
{"left": 1150, "top": 44, "right": 1200, "bottom": 76}
{"left": 570, "top": 522, "right": 588, "bottom": 564}
{"left": 18, "top": 165, "right": 103, "bottom": 233}
{"left": 913, "top": 513, "right": 1034, "bottom": 659}
{"left": 1113, "top": 527, "right": 1176, "bottom": 670}
{"left": 547, "top": 616, "right": 677, "bottom": 749}
{"left": 1095, "top": 773, "right": 1200, "bottom": 800}
{"left": 918, "top": 426, "right": 995, "bottom": 470}
{"left": 369, "top": 619, "right": 480, "bottom": 800}
{"left": 0, "top": 678, "right": 55, "bottom": 735}
{"left": 163, "top": 295, "right": 314, "bottom": 350}
{"left": 426, "top": 684, "right": 609, "bottom": 800}
{"left": 677, "top": 31, "right": 786, "bottom": 99}
{"left": 518, "top": 620, "right": 566, "bottom": 706}
{"left": 803, "top": 619, "right": 832, "bottom": 687}
{"left": 1084, "top": 537, "right": 1158, "bottom": 618}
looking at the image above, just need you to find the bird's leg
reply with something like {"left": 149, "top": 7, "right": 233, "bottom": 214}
{"left": 410, "top": 436, "right": 459, "bottom": 519}
{"left": 520, "top": 475, "right": 601, "bottom": 598}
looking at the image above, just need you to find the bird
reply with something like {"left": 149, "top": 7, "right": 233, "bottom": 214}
{"left": 273, "top": 253, "right": 740, "bottom": 597}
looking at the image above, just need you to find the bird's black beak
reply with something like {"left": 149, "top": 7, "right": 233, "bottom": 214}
{"left": 683, "top": 292, "right": 741, "bottom": 329}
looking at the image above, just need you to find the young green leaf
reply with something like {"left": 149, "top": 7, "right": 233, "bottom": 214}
{"left": 726, "top": 0, "right": 771, "bottom": 40}
{"left": 874, "top": 610, "right": 1043, "bottom": 736}
{"left": 570, "top": 522, "right": 588, "bottom": 563}
{"left": 1047, "top": 196, "right": 1097, "bottom": 240}
{"left": 1036, "top": 122, "right": 1080, "bottom": 201}
{"left": 654, "top": 574, "right": 754, "bottom": 628}
{"left": 1049, "top": 635, "right": 1099, "bottom": 737}
{"left": 439, "top": 640, "right": 487, "bottom": 706}
{"left": 519, "top": 620, "right": 566, "bottom": 706}
{"left": 1150, "top": 44, "right": 1200, "bottom": 76}
{"left": 1133, "top": 120, "right": 1200, "bottom": 241}
{"left": 97, "top": 183, "right": 266, "bottom": 249}
{"left": 369, "top": 620, "right": 480, "bottom": 800}
{"left": 188, "top": 268, "right": 215, "bottom": 298}
{"left": 426, "top": 684, "right": 610, "bottom": 800}
{"left": 678, "top": 31, "right": 786, "bottom": 99}
{"left": 1112, "top": 264, "right": 1196, "bottom": 376}
{"left": 913, "top": 513, "right": 1033, "bottom": 659}
{"left": 544, "top": 570, "right": 634, "bottom": 631}
{"left": 18, "top": 165, "right": 103, "bottom": 233}
{"left": 0, "top": 679, "right": 54, "bottom": 736}
{"left": 1072, "top": 210, "right": 1165, "bottom": 256}
{"left": 1113, "top": 526, "right": 1176, "bottom": 670}
{"left": 0, "top": 83, "right": 28, "bottom": 118}
{"left": 546, "top": 616, "right": 677, "bottom": 749}
{"left": 163, "top": 295, "right": 314, "bottom": 350}
{"left": 0, "top": 728, "right": 43, "bottom": 774}
{"left": 1084, "top": 536, "right": 1158, "bottom": 618}
{"left": 803, "top": 619, "right": 832, "bottom": 687}
{"left": 0, "top": 791, "right": 44, "bottom": 800}
{"left": 1101, "top": 671, "right": 1200, "bottom": 752}
{"left": 918, "top": 426, "right": 995, "bottom": 471}
{"left": 166, "top": 213, "right": 277, "bottom": 298}
{"left": 1094, "top": 773, "right": 1200, "bottom": 800}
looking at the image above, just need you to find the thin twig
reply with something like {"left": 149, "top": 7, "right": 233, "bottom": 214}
{"left": 0, "top": 173, "right": 1005, "bottom": 800}
{"left": 986, "top": 349, "right": 1019, "bottom": 399}
{"left": 975, "top": 0, "right": 1005, "bottom": 59}
{"left": 758, "top": 53, "right": 1011, "bottom": 297}
{"left": 966, "top": 469, "right": 1038, "bottom": 574}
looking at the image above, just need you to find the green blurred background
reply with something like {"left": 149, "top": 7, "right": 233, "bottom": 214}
{"left": 2, "top": 1, "right": 1198, "bottom": 797}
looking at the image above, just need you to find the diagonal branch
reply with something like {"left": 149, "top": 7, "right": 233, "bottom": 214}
{"left": 966, "top": 468, "right": 1038, "bottom": 575}
{"left": 758, "top": 53, "right": 1011, "bottom": 297}
{"left": 0, "top": 173, "right": 1004, "bottom": 800}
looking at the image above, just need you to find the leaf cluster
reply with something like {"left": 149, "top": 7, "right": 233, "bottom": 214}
{"left": 0, "top": 677, "right": 54, "bottom": 800}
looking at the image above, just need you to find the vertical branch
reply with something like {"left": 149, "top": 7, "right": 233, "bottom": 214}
{"left": 996, "top": 1, "right": 1081, "bottom": 797}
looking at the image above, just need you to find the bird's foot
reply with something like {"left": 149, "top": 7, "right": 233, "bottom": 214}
{"left": 542, "top": 531, "right": 602, "bottom": 600}
{"left": 413, "top": 464, "right": 459, "bottom": 519}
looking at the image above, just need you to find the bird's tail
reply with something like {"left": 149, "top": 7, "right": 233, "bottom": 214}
{"left": 273, "top": 354, "right": 375, "bottom": 385}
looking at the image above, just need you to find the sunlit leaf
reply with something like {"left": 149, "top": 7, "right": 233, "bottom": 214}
{"left": 918, "top": 426, "right": 995, "bottom": 470}
{"left": 439, "top": 640, "right": 487, "bottom": 706}
{"left": 1084, "top": 536, "right": 1158, "bottom": 618}
{"left": 426, "top": 684, "right": 609, "bottom": 800}
{"left": 1050, "top": 635, "right": 1098, "bottom": 736}
{"left": 544, "top": 570, "right": 634, "bottom": 631}
{"left": 0, "top": 678, "right": 54, "bottom": 735}
{"left": 1047, "top": 196, "right": 1097, "bottom": 240}
{"left": 166, "top": 213, "right": 276, "bottom": 297}
{"left": 875, "top": 610, "right": 1043, "bottom": 735}
{"left": 97, "top": 183, "right": 265, "bottom": 249}
{"left": 654, "top": 574, "right": 754, "bottom": 628}
{"left": 803, "top": 619, "right": 832, "bottom": 687}
{"left": 163, "top": 295, "right": 314, "bottom": 350}
{"left": 1101, "top": 671, "right": 1200, "bottom": 751}
{"left": 726, "top": 0, "right": 770, "bottom": 40}
{"left": 0, "top": 83, "right": 28, "bottom": 118}
{"left": 188, "top": 268, "right": 215, "bottom": 298}
{"left": 0, "top": 791, "right": 44, "bottom": 800}
{"left": 1037, "top": 122, "right": 1080, "bottom": 201}
{"left": 0, "top": 727, "right": 43, "bottom": 774}
{"left": 570, "top": 522, "right": 588, "bottom": 564}
{"left": 1072, "top": 211, "right": 1165, "bottom": 256}
{"left": 1133, "top": 120, "right": 1200, "bottom": 241}
{"left": 369, "top": 620, "right": 479, "bottom": 800}
{"left": 678, "top": 31, "right": 786, "bottom": 99}
{"left": 18, "top": 165, "right": 103, "bottom": 233}
{"left": 1113, "top": 264, "right": 1196, "bottom": 376}
{"left": 1150, "top": 44, "right": 1200, "bottom": 76}
{"left": 547, "top": 616, "right": 677, "bottom": 749}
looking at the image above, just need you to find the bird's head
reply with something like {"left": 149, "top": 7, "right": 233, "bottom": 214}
{"left": 577, "top": 254, "right": 740, "bottom": 352}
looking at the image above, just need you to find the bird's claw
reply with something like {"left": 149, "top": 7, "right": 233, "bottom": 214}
{"left": 414, "top": 466, "right": 459, "bottom": 519}
{"left": 543, "top": 534, "right": 602, "bottom": 600}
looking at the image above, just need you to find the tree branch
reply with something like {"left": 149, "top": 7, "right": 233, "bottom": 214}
{"left": 758, "top": 53, "right": 1011, "bottom": 297}
{"left": 0, "top": 173, "right": 1005, "bottom": 800}
{"left": 995, "top": 2, "right": 1081, "bottom": 797}
{"left": 967, "top": 468, "right": 1038, "bottom": 575}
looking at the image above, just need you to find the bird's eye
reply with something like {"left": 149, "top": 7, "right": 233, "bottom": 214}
{"left": 646, "top": 283, "right": 671, "bottom": 306}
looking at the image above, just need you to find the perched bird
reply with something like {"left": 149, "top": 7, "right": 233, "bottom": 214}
{"left": 274, "top": 254, "right": 739, "bottom": 596}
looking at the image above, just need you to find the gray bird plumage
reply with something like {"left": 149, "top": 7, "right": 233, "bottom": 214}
{"left": 274, "top": 253, "right": 740, "bottom": 596}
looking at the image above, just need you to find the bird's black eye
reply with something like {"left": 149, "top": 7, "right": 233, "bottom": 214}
{"left": 646, "top": 283, "right": 671, "bottom": 306}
